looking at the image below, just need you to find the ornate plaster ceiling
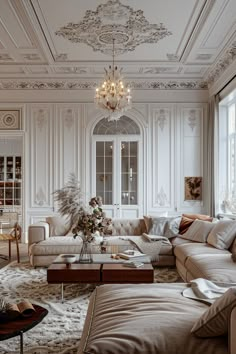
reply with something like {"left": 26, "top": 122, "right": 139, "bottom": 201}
{"left": 0, "top": 0, "right": 235, "bottom": 89}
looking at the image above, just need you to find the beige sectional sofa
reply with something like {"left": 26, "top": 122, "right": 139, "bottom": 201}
{"left": 28, "top": 215, "right": 236, "bottom": 354}
{"left": 28, "top": 218, "right": 175, "bottom": 267}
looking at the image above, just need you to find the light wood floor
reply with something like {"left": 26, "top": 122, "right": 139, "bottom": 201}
{"left": 0, "top": 241, "right": 29, "bottom": 269}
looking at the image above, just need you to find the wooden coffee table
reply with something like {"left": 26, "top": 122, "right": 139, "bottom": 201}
{"left": 47, "top": 254, "right": 153, "bottom": 301}
{"left": 0, "top": 304, "right": 48, "bottom": 354}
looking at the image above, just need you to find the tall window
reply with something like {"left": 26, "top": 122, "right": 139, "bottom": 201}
{"left": 228, "top": 103, "right": 236, "bottom": 198}
{"left": 219, "top": 90, "right": 236, "bottom": 213}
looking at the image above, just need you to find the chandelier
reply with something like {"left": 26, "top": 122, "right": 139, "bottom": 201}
{"left": 95, "top": 39, "right": 132, "bottom": 121}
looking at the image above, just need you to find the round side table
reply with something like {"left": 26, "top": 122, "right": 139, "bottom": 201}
{"left": 0, "top": 304, "right": 48, "bottom": 354}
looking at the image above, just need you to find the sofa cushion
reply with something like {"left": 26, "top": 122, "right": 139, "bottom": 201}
{"left": 179, "top": 214, "right": 213, "bottom": 235}
{"left": 207, "top": 220, "right": 236, "bottom": 250}
{"left": 111, "top": 219, "right": 146, "bottom": 236}
{"left": 174, "top": 242, "right": 229, "bottom": 266}
{"left": 191, "top": 288, "right": 236, "bottom": 337}
{"left": 185, "top": 254, "right": 236, "bottom": 283}
{"left": 179, "top": 220, "right": 215, "bottom": 243}
{"left": 78, "top": 283, "right": 228, "bottom": 354}
{"left": 149, "top": 216, "right": 181, "bottom": 238}
{"left": 143, "top": 213, "right": 168, "bottom": 233}
{"left": 46, "top": 216, "right": 70, "bottom": 236}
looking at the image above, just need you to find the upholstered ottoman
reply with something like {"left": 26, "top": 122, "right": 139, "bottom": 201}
{"left": 78, "top": 283, "right": 235, "bottom": 354}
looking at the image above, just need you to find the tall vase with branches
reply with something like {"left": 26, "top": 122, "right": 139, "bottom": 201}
{"left": 53, "top": 173, "right": 85, "bottom": 230}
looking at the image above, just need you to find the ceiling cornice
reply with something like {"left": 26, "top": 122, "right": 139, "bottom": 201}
{"left": 206, "top": 40, "right": 236, "bottom": 86}
{"left": 0, "top": 79, "right": 208, "bottom": 90}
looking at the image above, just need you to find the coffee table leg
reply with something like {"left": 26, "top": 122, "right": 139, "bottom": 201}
{"left": 61, "top": 282, "right": 64, "bottom": 303}
{"left": 20, "top": 330, "right": 23, "bottom": 354}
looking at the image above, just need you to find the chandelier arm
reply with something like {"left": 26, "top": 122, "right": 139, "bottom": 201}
{"left": 112, "top": 38, "right": 115, "bottom": 75}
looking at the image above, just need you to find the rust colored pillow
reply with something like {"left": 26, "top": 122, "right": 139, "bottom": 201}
{"left": 182, "top": 213, "right": 213, "bottom": 222}
{"left": 179, "top": 216, "right": 195, "bottom": 235}
{"left": 179, "top": 214, "right": 213, "bottom": 235}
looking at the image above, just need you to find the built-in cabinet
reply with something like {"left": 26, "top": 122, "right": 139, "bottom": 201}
{"left": 0, "top": 156, "right": 22, "bottom": 207}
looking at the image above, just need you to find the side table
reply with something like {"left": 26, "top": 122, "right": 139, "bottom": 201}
{"left": 0, "top": 304, "right": 48, "bottom": 354}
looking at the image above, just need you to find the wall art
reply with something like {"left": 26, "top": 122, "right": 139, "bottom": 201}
{"left": 184, "top": 177, "right": 202, "bottom": 201}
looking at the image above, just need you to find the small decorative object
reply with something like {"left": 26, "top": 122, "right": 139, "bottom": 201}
{"left": 61, "top": 254, "right": 76, "bottom": 266}
{"left": 184, "top": 177, "right": 202, "bottom": 200}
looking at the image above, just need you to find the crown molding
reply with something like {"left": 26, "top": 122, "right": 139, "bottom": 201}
{"left": 0, "top": 78, "right": 208, "bottom": 90}
{"left": 206, "top": 40, "right": 236, "bottom": 86}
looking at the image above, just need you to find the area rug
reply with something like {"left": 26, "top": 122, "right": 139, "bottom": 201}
{"left": 0, "top": 261, "right": 182, "bottom": 354}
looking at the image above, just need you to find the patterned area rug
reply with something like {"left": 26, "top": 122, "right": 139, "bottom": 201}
{"left": 0, "top": 261, "right": 182, "bottom": 354}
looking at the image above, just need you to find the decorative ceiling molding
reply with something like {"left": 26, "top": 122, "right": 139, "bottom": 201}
{"left": 0, "top": 79, "right": 208, "bottom": 90}
{"left": 206, "top": 40, "right": 236, "bottom": 85}
{"left": 55, "top": 0, "right": 172, "bottom": 56}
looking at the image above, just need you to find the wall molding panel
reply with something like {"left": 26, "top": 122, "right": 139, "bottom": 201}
{"left": 151, "top": 105, "right": 175, "bottom": 212}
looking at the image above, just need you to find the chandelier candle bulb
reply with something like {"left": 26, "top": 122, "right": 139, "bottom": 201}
{"left": 94, "top": 38, "right": 132, "bottom": 121}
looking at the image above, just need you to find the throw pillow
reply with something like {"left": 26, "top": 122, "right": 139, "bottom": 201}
{"left": 179, "top": 214, "right": 213, "bottom": 235}
{"left": 191, "top": 288, "right": 236, "bottom": 337}
{"left": 179, "top": 216, "right": 195, "bottom": 235}
{"left": 149, "top": 216, "right": 181, "bottom": 238}
{"left": 207, "top": 220, "right": 236, "bottom": 250}
{"left": 143, "top": 212, "right": 168, "bottom": 233}
{"left": 178, "top": 219, "right": 215, "bottom": 243}
{"left": 46, "top": 216, "right": 70, "bottom": 236}
{"left": 182, "top": 213, "right": 213, "bottom": 221}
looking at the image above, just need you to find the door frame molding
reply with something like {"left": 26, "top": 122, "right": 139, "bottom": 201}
{"left": 85, "top": 107, "right": 148, "bottom": 216}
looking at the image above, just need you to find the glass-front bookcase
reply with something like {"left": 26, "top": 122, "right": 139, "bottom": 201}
{"left": 0, "top": 156, "right": 22, "bottom": 208}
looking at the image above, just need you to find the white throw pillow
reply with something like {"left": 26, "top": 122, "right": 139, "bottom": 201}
{"left": 149, "top": 216, "right": 181, "bottom": 238}
{"left": 207, "top": 220, "right": 236, "bottom": 250}
{"left": 179, "top": 219, "right": 215, "bottom": 243}
{"left": 143, "top": 212, "right": 168, "bottom": 233}
{"left": 46, "top": 216, "right": 70, "bottom": 236}
{"left": 191, "top": 288, "right": 236, "bottom": 337}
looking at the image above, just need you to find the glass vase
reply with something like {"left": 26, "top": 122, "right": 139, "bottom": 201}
{"left": 79, "top": 240, "right": 93, "bottom": 264}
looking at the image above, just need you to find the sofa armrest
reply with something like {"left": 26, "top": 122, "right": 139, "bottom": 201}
{"left": 28, "top": 222, "right": 50, "bottom": 246}
{"left": 229, "top": 305, "right": 236, "bottom": 354}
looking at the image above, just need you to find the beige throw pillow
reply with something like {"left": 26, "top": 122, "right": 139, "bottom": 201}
{"left": 46, "top": 216, "right": 70, "bottom": 236}
{"left": 178, "top": 219, "right": 215, "bottom": 243}
{"left": 207, "top": 220, "right": 236, "bottom": 250}
{"left": 191, "top": 288, "right": 236, "bottom": 337}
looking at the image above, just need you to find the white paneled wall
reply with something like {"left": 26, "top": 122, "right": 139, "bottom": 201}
{"left": 23, "top": 101, "right": 207, "bottom": 241}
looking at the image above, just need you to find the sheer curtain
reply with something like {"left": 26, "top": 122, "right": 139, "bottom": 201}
{"left": 207, "top": 94, "right": 219, "bottom": 216}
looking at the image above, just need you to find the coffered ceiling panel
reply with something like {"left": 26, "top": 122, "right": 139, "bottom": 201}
{"left": 0, "top": 0, "right": 235, "bottom": 86}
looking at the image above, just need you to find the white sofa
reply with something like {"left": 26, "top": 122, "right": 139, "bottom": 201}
{"left": 28, "top": 218, "right": 175, "bottom": 267}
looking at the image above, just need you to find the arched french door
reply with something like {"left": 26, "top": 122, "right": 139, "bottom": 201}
{"left": 92, "top": 116, "right": 143, "bottom": 218}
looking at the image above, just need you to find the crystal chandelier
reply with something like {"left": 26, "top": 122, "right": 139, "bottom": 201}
{"left": 95, "top": 39, "right": 132, "bottom": 121}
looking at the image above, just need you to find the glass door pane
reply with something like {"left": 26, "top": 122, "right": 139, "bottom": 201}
{"left": 121, "top": 141, "right": 138, "bottom": 205}
{"left": 96, "top": 141, "right": 113, "bottom": 205}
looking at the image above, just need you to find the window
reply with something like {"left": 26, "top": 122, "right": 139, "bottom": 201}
{"left": 219, "top": 90, "right": 236, "bottom": 213}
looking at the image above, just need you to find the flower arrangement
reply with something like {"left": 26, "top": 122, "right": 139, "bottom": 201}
{"left": 72, "top": 196, "right": 112, "bottom": 242}
{"left": 53, "top": 173, "right": 112, "bottom": 243}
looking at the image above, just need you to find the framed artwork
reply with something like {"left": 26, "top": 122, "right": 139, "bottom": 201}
{"left": 185, "top": 177, "right": 202, "bottom": 200}
{"left": 0, "top": 110, "right": 21, "bottom": 130}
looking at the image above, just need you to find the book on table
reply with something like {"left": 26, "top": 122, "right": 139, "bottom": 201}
{"left": 117, "top": 249, "right": 146, "bottom": 260}
{"left": 6, "top": 300, "right": 36, "bottom": 319}
{"left": 123, "top": 261, "right": 144, "bottom": 268}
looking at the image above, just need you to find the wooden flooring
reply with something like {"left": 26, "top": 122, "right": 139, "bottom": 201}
{"left": 0, "top": 241, "right": 29, "bottom": 269}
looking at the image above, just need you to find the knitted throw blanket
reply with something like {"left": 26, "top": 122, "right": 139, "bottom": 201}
{"left": 120, "top": 235, "right": 169, "bottom": 262}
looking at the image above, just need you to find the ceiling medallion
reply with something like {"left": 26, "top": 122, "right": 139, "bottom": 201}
{"left": 95, "top": 39, "right": 131, "bottom": 121}
{"left": 55, "top": 0, "right": 172, "bottom": 56}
